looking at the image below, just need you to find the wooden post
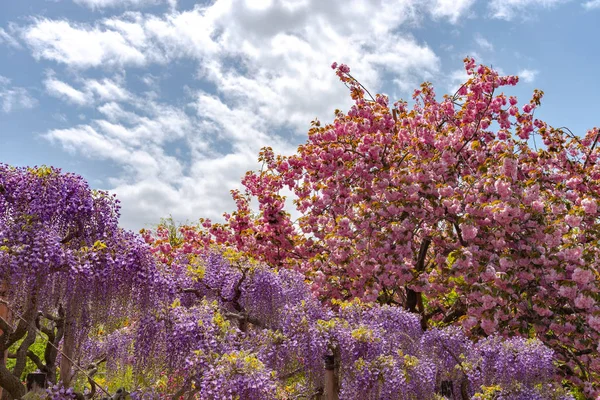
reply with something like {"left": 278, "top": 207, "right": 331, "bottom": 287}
{"left": 439, "top": 380, "right": 453, "bottom": 399}
{"left": 26, "top": 373, "right": 47, "bottom": 392}
{"left": 323, "top": 354, "right": 339, "bottom": 400}
{"left": 59, "top": 319, "right": 75, "bottom": 386}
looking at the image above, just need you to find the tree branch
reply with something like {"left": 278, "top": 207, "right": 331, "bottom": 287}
{"left": 0, "top": 362, "right": 26, "bottom": 399}
{"left": 442, "top": 300, "right": 466, "bottom": 324}
{"left": 222, "top": 311, "right": 264, "bottom": 329}
{"left": 27, "top": 350, "right": 46, "bottom": 371}
{"left": 13, "top": 315, "right": 38, "bottom": 378}
{"left": 0, "top": 314, "right": 13, "bottom": 336}
{"left": 584, "top": 129, "right": 600, "bottom": 169}
{"left": 453, "top": 221, "right": 468, "bottom": 247}
{"left": 85, "top": 355, "right": 107, "bottom": 400}
{"left": 406, "top": 238, "right": 431, "bottom": 314}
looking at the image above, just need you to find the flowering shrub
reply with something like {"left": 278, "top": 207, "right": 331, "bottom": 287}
{"left": 129, "top": 230, "right": 573, "bottom": 399}
{"left": 0, "top": 165, "right": 159, "bottom": 399}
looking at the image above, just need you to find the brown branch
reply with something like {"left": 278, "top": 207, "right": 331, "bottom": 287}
{"left": 453, "top": 221, "right": 468, "bottom": 247}
{"left": 6, "top": 312, "right": 29, "bottom": 349}
{"left": 27, "top": 350, "right": 46, "bottom": 371}
{"left": 343, "top": 72, "right": 376, "bottom": 102}
{"left": 584, "top": 129, "right": 600, "bottom": 169}
{"left": 454, "top": 89, "right": 495, "bottom": 163}
{"left": 0, "top": 314, "right": 13, "bottom": 335}
{"left": 278, "top": 367, "right": 303, "bottom": 381}
{"left": 442, "top": 300, "right": 466, "bottom": 324}
{"left": 406, "top": 238, "right": 431, "bottom": 314}
{"left": 13, "top": 315, "right": 38, "bottom": 379}
{"left": 44, "top": 306, "right": 65, "bottom": 384}
{"left": 438, "top": 341, "right": 470, "bottom": 400}
{"left": 573, "top": 348, "right": 594, "bottom": 356}
{"left": 41, "top": 311, "right": 63, "bottom": 322}
{"left": 222, "top": 311, "right": 264, "bottom": 329}
{"left": 85, "top": 355, "right": 107, "bottom": 400}
{"left": 0, "top": 362, "right": 26, "bottom": 399}
{"left": 182, "top": 288, "right": 204, "bottom": 297}
{"left": 60, "top": 230, "right": 77, "bottom": 244}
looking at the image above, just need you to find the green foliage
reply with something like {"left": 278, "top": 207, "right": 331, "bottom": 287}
{"left": 7, "top": 335, "right": 46, "bottom": 379}
{"left": 157, "top": 215, "right": 185, "bottom": 247}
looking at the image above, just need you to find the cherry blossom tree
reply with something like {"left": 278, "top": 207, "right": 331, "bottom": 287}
{"left": 206, "top": 59, "right": 600, "bottom": 394}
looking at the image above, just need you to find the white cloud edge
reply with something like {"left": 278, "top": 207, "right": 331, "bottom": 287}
{"left": 487, "top": 0, "right": 570, "bottom": 20}
{"left": 583, "top": 0, "right": 600, "bottom": 9}
{"left": 517, "top": 68, "right": 538, "bottom": 83}
{"left": 0, "top": 75, "right": 38, "bottom": 113}
{"left": 72, "top": 0, "right": 177, "bottom": 10}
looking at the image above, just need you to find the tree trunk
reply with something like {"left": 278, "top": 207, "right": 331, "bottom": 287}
{"left": 44, "top": 306, "right": 65, "bottom": 385}
{"left": 0, "top": 363, "right": 25, "bottom": 400}
{"left": 59, "top": 318, "right": 75, "bottom": 386}
{"left": 405, "top": 238, "right": 431, "bottom": 329}
{"left": 0, "top": 281, "right": 11, "bottom": 400}
{"left": 323, "top": 354, "right": 339, "bottom": 400}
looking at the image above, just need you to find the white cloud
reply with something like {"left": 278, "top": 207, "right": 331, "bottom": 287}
{"left": 518, "top": 68, "right": 538, "bottom": 82}
{"left": 73, "top": 0, "right": 177, "bottom": 10}
{"left": 447, "top": 68, "right": 470, "bottom": 94}
{"left": 44, "top": 78, "right": 91, "bottom": 105}
{"left": 583, "top": 0, "right": 600, "bottom": 9}
{"left": 45, "top": 124, "right": 130, "bottom": 158}
{"left": 488, "top": 0, "right": 569, "bottom": 20}
{"left": 0, "top": 76, "right": 37, "bottom": 113}
{"left": 44, "top": 76, "right": 131, "bottom": 106}
{"left": 475, "top": 34, "right": 494, "bottom": 51}
{"left": 43, "top": 97, "right": 262, "bottom": 229}
{"left": 428, "top": 0, "right": 477, "bottom": 23}
{"left": 0, "top": 27, "right": 21, "bottom": 48}
{"left": 84, "top": 78, "right": 131, "bottom": 102}
{"left": 23, "top": 19, "right": 148, "bottom": 68}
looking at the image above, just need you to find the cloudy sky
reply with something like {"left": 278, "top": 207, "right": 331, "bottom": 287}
{"left": 1, "top": 0, "right": 599, "bottom": 231}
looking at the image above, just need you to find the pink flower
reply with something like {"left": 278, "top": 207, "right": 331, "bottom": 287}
{"left": 481, "top": 318, "right": 497, "bottom": 335}
{"left": 588, "top": 315, "right": 600, "bottom": 332}
{"left": 481, "top": 294, "right": 495, "bottom": 309}
{"left": 464, "top": 57, "right": 476, "bottom": 72}
{"left": 522, "top": 104, "right": 534, "bottom": 113}
{"left": 463, "top": 316, "right": 478, "bottom": 331}
{"left": 533, "top": 304, "right": 553, "bottom": 317}
{"left": 572, "top": 267, "right": 594, "bottom": 286}
{"left": 331, "top": 62, "right": 338, "bottom": 70}
{"left": 494, "top": 179, "right": 511, "bottom": 198}
{"left": 566, "top": 176, "right": 582, "bottom": 189}
{"left": 502, "top": 157, "right": 517, "bottom": 180}
{"left": 530, "top": 200, "right": 544, "bottom": 213}
{"left": 565, "top": 214, "right": 582, "bottom": 228}
{"left": 460, "top": 223, "right": 478, "bottom": 241}
{"left": 575, "top": 294, "right": 595, "bottom": 310}
{"left": 582, "top": 198, "right": 597, "bottom": 215}
{"left": 558, "top": 285, "right": 577, "bottom": 300}
{"left": 338, "top": 64, "right": 350, "bottom": 73}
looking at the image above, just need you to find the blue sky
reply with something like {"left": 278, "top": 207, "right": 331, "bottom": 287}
{"left": 0, "top": 0, "right": 599, "bottom": 231}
